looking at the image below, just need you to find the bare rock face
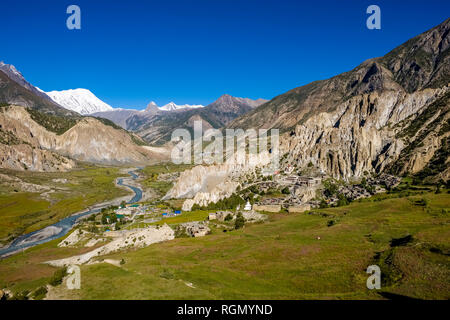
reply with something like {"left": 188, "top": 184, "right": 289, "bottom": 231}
{"left": 230, "top": 19, "right": 450, "bottom": 182}
{"left": 0, "top": 106, "right": 168, "bottom": 171}
{"left": 46, "top": 224, "right": 175, "bottom": 266}
{"left": 166, "top": 151, "right": 273, "bottom": 210}
{"left": 280, "top": 87, "right": 449, "bottom": 180}
{"left": 0, "top": 107, "right": 75, "bottom": 171}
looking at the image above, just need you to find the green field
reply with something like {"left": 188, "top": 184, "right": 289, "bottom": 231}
{"left": 1, "top": 188, "right": 448, "bottom": 300}
{"left": 0, "top": 165, "right": 129, "bottom": 242}
{"left": 140, "top": 163, "right": 193, "bottom": 196}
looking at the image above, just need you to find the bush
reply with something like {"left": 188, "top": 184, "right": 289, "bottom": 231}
{"left": 319, "top": 199, "right": 329, "bottom": 208}
{"left": 234, "top": 213, "right": 245, "bottom": 230}
{"left": 224, "top": 214, "right": 233, "bottom": 221}
{"left": 49, "top": 267, "right": 67, "bottom": 286}
{"left": 336, "top": 194, "right": 349, "bottom": 207}
{"left": 32, "top": 286, "right": 48, "bottom": 300}
{"left": 281, "top": 187, "right": 290, "bottom": 195}
{"left": 10, "top": 290, "right": 30, "bottom": 300}
{"left": 120, "top": 258, "right": 125, "bottom": 265}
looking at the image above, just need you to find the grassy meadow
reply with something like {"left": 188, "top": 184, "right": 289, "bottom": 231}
{"left": 0, "top": 164, "right": 129, "bottom": 243}
{"left": 0, "top": 187, "right": 448, "bottom": 300}
{"left": 140, "top": 163, "right": 193, "bottom": 197}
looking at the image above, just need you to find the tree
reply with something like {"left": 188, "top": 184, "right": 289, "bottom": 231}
{"left": 336, "top": 194, "right": 349, "bottom": 207}
{"left": 101, "top": 213, "right": 109, "bottom": 225}
{"left": 281, "top": 187, "right": 290, "bottom": 195}
{"left": 319, "top": 199, "right": 329, "bottom": 208}
{"left": 323, "top": 180, "right": 338, "bottom": 197}
{"left": 234, "top": 213, "right": 245, "bottom": 230}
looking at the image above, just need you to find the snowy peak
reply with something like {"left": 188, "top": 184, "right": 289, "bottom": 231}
{"left": 160, "top": 102, "right": 204, "bottom": 111}
{"left": 144, "top": 101, "right": 159, "bottom": 113}
{"left": 45, "top": 88, "right": 114, "bottom": 115}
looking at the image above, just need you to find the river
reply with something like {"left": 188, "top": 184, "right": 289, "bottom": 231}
{"left": 0, "top": 170, "right": 143, "bottom": 258}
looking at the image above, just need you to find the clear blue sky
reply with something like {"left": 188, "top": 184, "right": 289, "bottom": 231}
{"left": 1, "top": 0, "right": 449, "bottom": 109}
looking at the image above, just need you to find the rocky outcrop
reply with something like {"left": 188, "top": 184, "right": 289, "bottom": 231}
{"left": 230, "top": 18, "right": 450, "bottom": 181}
{"left": 0, "top": 106, "right": 169, "bottom": 170}
{"left": 166, "top": 151, "right": 274, "bottom": 210}
{"left": 280, "top": 87, "right": 449, "bottom": 179}
{"left": 46, "top": 224, "right": 174, "bottom": 266}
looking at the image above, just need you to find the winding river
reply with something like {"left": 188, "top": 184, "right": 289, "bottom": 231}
{"left": 0, "top": 170, "right": 143, "bottom": 258}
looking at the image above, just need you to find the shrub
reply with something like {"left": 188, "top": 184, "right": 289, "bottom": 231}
{"left": 11, "top": 290, "right": 30, "bottom": 300}
{"left": 49, "top": 267, "right": 67, "bottom": 286}
{"left": 32, "top": 286, "right": 48, "bottom": 300}
{"left": 234, "top": 213, "right": 245, "bottom": 230}
{"left": 224, "top": 214, "right": 233, "bottom": 221}
{"left": 120, "top": 258, "right": 125, "bottom": 265}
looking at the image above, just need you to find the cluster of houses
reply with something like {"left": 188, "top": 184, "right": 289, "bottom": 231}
{"left": 368, "top": 174, "right": 402, "bottom": 189}
{"left": 280, "top": 175, "right": 322, "bottom": 187}
{"left": 110, "top": 204, "right": 184, "bottom": 225}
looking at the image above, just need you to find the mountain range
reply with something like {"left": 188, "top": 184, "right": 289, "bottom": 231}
{"left": 92, "top": 94, "right": 268, "bottom": 145}
{"left": 45, "top": 88, "right": 114, "bottom": 115}
{"left": 229, "top": 18, "right": 450, "bottom": 182}
{"left": 0, "top": 18, "right": 448, "bottom": 181}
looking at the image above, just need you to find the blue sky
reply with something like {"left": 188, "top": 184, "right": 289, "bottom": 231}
{"left": 1, "top": 0, "right": 449, "bottom": 109}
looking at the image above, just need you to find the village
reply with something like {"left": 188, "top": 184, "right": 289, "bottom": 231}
{"left": 54, "top": 165, "right": 402, "bottom": 268}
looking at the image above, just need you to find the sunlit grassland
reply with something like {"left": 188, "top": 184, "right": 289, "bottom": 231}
{"left": 0, "top": 235, "right": 103, "bottom": 295}
{"left": 0, "top": 164, "right": 129, "bottom": 241}
{"left": 140, "top": 163, "right": 193, "bottom": 196}
{"left": 1, "top": 189, "right": 448, "bottom": 300}
{"left": 123, "top": 210, "right": 212, "bottom": 230}
{"left": 78, "top": 191, "right": 448, "bottom": 299}
{"left": 153, "top": 210, "right": 211, "bottom": 225}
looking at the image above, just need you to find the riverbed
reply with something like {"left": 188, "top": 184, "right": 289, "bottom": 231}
{"left": 0, "top": 170, "right": 143, "bottom": 258}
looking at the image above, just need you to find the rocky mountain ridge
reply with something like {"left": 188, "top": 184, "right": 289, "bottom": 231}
{"left": 228, "top": 18, "right": 450, "bottom": 181}
{"left": 94, "top": 94, "right": 267, "bottom": 145}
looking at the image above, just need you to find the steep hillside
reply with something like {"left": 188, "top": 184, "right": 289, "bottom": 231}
{"left": 0, "top": 105, "right": 168, "bottom": 169}
{"left": 229, "top": 18, "right": 450, "bottom": 181}
{"left": 230, "top": 18, "right": 450, "bottom": 132}
{"left": 0, "top": 68, "right": 76, "bottom": 117}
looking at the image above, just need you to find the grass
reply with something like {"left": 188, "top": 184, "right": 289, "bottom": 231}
{"left": 78, "top": 191, "right": 449, "bottom": 299}
{"left": 140, "top": 163, "right": 193, "bottom": 196}
{"left": 122, "top": 210, "right": 212, "bottom": 230}
{"left": 151, "top": 210, "right": 211, "bottom": 226}
{"left": 1, "top": 187, "right": 448, "bottom": 300}
{"left": 0, "top": 164, "right": 129, "bottom": 241}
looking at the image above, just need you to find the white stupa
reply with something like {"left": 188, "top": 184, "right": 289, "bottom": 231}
{"left": 244, "top": 200, "right": 252, "bottom": 211}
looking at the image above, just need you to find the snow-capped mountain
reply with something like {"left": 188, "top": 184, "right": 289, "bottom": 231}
{"left": 45, "top": 89, "right": 114, "bottom": 115}
{"left": 159, "top": 102, "right": 204, "bottom": 111}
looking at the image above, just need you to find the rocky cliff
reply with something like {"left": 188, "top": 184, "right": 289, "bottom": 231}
{"left": 229, "top": 18, "right": 450, "bottom": 181}
{"left": 0, "top": 105, "right": 168, "bottom": 170}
